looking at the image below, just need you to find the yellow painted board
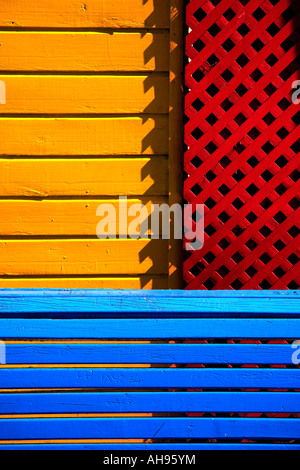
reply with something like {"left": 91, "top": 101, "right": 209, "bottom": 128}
{"left": 1, "top": 75, "right": 168, "bottom": 114}
{"left": 0, "top": 0, "right": 169, "bottom": 28}
{"left": 0, "top": 276, "right": 168, "bottom": 289}
{"left": 0, "top": 239, "right": 168, "bottom": 275}
{"left": 0, "top": 32, "right": 169, "bottom": 72}
{"left": 0, "top": 158, "right": 168, "bottom": 197}
{"left": 0, "top": 117, "right": 168, "bottom": 155}
{"left": 0, "top": 198, "right": 167, "bottom": 236}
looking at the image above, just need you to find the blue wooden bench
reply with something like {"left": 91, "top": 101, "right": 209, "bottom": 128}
{"left": 0, "top": 289, "right": 299, "bottom": 450}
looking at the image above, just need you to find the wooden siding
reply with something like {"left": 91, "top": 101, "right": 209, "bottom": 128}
{"left": 0, "top": 32, "right": 170, "bottom": 72}
{"left": 0, "top": 1, "right": 170, "bottom": 29}
{"left": 0, "top": 1, "right": 183, "bottom": 288}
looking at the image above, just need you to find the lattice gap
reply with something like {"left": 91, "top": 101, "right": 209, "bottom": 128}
{"left": 184, "top": 0, "right": 300, "bottom": 290}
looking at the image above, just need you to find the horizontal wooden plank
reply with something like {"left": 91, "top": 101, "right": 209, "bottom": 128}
{"left": 0, "top": 0, "right": 169, "bottom": 28}
{"left": 0, "top": 198, "right": 166, "bottom": 236}
{"left": 0, "top": 158, "right": 168, "bottom": 196}
{"left": 4, "top": 343, "right": 294, "bottom": 365}
{"left": 0, "top": 277, "right": 168, "bottom": 290}
{"left": 1, "top": 75, "right": 168, "bottom": 114}
{"left": 1, "top": 319, "right": 299, "bottom": 339}
{"left": 0, "top": 444, "right": 299, "bottom": 450}
{"left": 1, "top": 368, "right": 299, "bottom": 389}
{"left": 0, "top": 240, "right": 168, "bottom": 276}
{"left": 0, "top": 290, "right": 298, "bottom": 315}
{"left": 0, "top": 392, "right": 298, "bottom": 413}
{"left": 0, "top": 117, "right": 168, "bottom": 155}
{"left": 1, "top": 417, "right": 299, "bottom": 439}
{"left": 0, "top": 32, "right": 169, "bottom": 71}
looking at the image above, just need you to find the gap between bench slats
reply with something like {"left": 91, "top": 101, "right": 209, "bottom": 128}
{"left": 0, "top": 443, "right": 299, "bottom": 450}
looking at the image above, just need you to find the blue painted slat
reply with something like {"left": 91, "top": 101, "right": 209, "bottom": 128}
{"left": 1, "top": 368, "right": 299, "bottom": 389}
{"left": 0, "top": 392, "right": 299, "bottom": 413}
{"left": 1, "top": 417, "right": 300, "bottom": 439}
{"left": 0, "top": 289, "right": 299, "bottom": 316}
{"left": 1, "top": 289, "right": 296, "bottom": 298}
{"left": 5, "top": 343, "right": 295, "bottom": 364}
{"left": 0, "top": 443, "right": 299, "bottom": 450}
{"left": 1, "top": 318, "right": 299, "bottom": 339}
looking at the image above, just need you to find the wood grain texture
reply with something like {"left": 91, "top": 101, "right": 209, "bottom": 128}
{"left": 0, "top": 117, "right": 168, "bottom": 156}
{"left": 0, "top": 417, "right": 299, "bottom": 440}
{"left": 0, "top": 0, "right": 170, "bottom": 28}
{"left": 0, "top": 286, "right": 298, "bottom": 445}
{"left": 0, "top": 289, "right": 298, "bottom": 315}
{"left": 1, "top": 75, "right": 168, "bottom": 114}
{"left": 0, "top": 32, "right": 169, "bottom": 72}
{"left": 0, "top": 158, "right": 168, "bottom": 196}
{"left": 1, "top": 317, "right": 299, "bottom": 339}
{"left": 4, "top": 343, "right": 295, "bottom": 365}
{"left": 1, "top": 367, "right": 299, "bottom": 389}
{"left": 0, "top": 1, "right": 179, "bottom": 287}
{"left": 0, "top": 198, "right": 166, "bottom": 236}
{"left": 0, "top": 240, "right": 167, "bottom": 276}
{"left": 0, "top": 392, "right": 298, "bottom": 413}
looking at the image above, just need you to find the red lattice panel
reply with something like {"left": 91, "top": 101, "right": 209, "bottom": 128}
{"left": 184, "top": 0, "right": 300, "bottom": 290}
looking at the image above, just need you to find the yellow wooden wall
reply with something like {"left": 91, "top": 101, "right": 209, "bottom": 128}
{"left": 0, "top": 1, "right": 184, "bottom": 289}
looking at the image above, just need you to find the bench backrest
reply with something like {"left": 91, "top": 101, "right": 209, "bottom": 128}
{"left": 0, "top": 289, "right": 299, "bottom": 450}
